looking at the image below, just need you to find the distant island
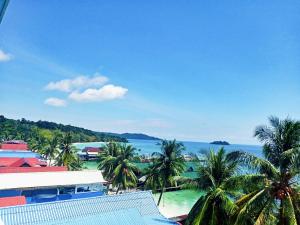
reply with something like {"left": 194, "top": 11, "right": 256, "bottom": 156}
{"left": 210, "top": 141, "right": 230, "bottom": 145}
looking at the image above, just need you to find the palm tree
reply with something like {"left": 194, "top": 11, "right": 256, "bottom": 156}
{"left": 185, "top": 148, "right": 243, "bottom": 225}
{"left": 57, "top": 132, "right": 77, "bottom": 169}
{"left": 29, "top": 132, "right": 47, "bottom": 154}
{"left": 227, "top": 116, "right": 300, "bottom": 225}
{"left": 112, "top": 144, "right": 139, "bottom": 193}
{"left": 43, "top": 133, "right": 61, "bottom": 166}
{"left": 98, "top": 142, "right": 121, "bottom": 180}
{"left": 98, "top": 142, "right": 139, "bottom": 193}
{"left": 146, "top": 139, "right": 185, "bottom": 206}
{"left": 69, "top": 155, "right": 86, "bottom": 171}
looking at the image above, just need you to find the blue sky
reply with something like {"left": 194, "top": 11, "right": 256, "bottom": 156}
{"left": 0, "top": 0, "right": 300, "bottom": 144}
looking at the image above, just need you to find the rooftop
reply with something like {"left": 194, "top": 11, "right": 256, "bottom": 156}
{"left": 0, "top": 151, "right": 41, "bottom": 159}
{"left": 2, "top": 140, "right": 27, "bottom": 144}
{"left": 0, "top": 166, "right": 67, "bottom": 173}
{"left": 0, "top": 170, "right": 106, "bottom": 190}
{"left": 0, "top": 191, "right": 176, "bottom": 225}
{"left": 0, "top": 157, "right": 44, "bottom": 167}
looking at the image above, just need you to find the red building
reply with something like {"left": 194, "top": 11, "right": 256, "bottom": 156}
{"left": 0, "top": 196, "right": 26, "bottom": 207}
{"left": 0, "top": 140, "right": 28, "bottom": 151}
{"left": 82, "top": 147, "right": 103, "bottom": 153}
{"left": 0, "top": 157, "right": 47, "bottom": 167}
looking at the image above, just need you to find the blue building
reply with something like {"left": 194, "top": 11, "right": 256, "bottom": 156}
{"left": 0, "top": 191, "right": 177, "bottom": 225}
{"left": 0, "top": 171, "right": 107, "bottom": 205}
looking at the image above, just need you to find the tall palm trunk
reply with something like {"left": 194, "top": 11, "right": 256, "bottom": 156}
{"left": 157, "top": 180, "right": 166, "bottom": 206}
{"left": 116, "top": 186, "right": 120, "bottom": 194}
{"left": 278, "top": 200, "right": 286, "bottom": 225}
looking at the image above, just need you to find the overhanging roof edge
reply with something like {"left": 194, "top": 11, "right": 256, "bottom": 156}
{"left": 0, "top": 0, "right": 9, "bottom": 24}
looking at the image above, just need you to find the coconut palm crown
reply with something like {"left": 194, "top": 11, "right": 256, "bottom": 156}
{"left": 227, "top": 116, "right": 300, "bottom": 225}
{"left": 98, "top": 142, "right": 139, "bottom": 193}
{"left": 56, "top": 132, "right": 78, "bottom": 169}
{"left": 146, "top": 139, "right": 185, "bottom": 206}
{"left": 185, "top": 147, "right": 250, "bottom": 225}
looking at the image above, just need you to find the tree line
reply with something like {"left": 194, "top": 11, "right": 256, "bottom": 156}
{"left": 0, "top": 115, "right": 127, "bottom": 143}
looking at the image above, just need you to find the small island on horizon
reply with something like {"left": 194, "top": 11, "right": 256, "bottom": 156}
{"left": 210, "top": 141, "right": 230, "bottom": 145}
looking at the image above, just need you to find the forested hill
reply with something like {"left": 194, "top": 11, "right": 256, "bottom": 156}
{"left": 118, "top": 133, "right": 161, "bottom": 140}
{"left": 0, "top": 115, "right": 127, "bottom": 143}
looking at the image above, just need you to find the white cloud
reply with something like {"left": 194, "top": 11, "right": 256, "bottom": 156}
{"left": 69, "top": 84, "right": 128, "bottom": 102}
{"left": 44, "top": 98, "right": 67, "bottom": 107}
{"left": 45, "top": 74, "right": 108, "bottom": 92}
{"left": 0, "top": 49, "right": 12, "bottom": 62}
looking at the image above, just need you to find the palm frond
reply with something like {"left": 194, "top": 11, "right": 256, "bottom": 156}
{"left": 282, "top": 194, "right": 297, "bottom": 225}
{"left": 227, "top": 151, "right": 279, "bottom": 179}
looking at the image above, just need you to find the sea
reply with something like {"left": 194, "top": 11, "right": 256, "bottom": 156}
{"left": 73, "top": 139, "right": 263, "bottom": 158}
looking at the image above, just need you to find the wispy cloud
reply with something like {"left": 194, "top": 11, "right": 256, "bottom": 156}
{"left": 44, "top": 97, "right": 67, "bottom": 107}
{"left": 45, "top": 74, "right": 108, "bottom": 92}
{"left": 68, "top": 84, "right": 128, "bottom": 102}
{"left": 0, "top": 49, "right": 12, "bottom": 62}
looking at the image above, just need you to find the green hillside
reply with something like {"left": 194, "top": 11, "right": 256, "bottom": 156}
{"left": 0, "top": 115, "right": 127, "bottom": 143}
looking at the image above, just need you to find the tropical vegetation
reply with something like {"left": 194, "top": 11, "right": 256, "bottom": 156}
{"left": 185, "top": 148, "right": 238, "bottom": 225}
{"left": 186, "top": 116, "right": 300, "bottom": 225}
{"left": 98, "top": 142, "right": 140, "bottom": 193}
{"left": 56, "top": 132, "right": 78, "bottom": 169}
{"left": 145, "top": 139, "right": 185, "bottom": 206}
{"left": 227, "top": 116, "right": 300, "bottom": 225}
{"left": 0, "top": 115, "right": 127, "bottom": 143}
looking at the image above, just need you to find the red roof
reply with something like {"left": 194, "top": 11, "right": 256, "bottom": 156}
{"left": 83, "top": 147, "right": 103, "bottom": 153}
{"left": 1, "top": 143, "right": 28, "bottom": 150}
{"left": 0, "top": 157, "right": 45, "bottom": 167}
{"left": 0, "top": 166, "right": 67, "bottom": 173}
{"left": 0, "top": 196, "right": 26, "bottom": 207}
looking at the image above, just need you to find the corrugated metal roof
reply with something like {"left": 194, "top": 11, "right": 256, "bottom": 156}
{"left": 0, "top": 151, "right": 41, "bottom": 159}
{"left": 0, "top": 158, "right": 41, "bottom": 167}
{"left": 35, "top": 208, "right": 146, "bottom": 225}
{"left": 0, "top": 191, "right": 176, "bottom": 225}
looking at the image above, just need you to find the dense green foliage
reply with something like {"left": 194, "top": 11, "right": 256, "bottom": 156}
{"left": 118, "top": 133, "right": 161, "bottom": 140}
{"left": 98, "top": 142, "right": 140, "bottom": 193}
{"left": 186, "top": 116, "right": 300, "bottom": 225}
{"left": 145, "top": 139, "right": 185, "bottom": 206}
{"left": 0, "top": 115, "right": 127, "bottom": 144}
{"left": 227, "top": 116, "right": 300, "bottom": 225}
{"left": 185, "top": 148, "right": 238, "bottom": 225}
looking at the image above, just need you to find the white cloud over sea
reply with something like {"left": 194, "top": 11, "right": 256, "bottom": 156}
{"left": 44, "top": 74, "right": 128, "bottom": 105}
{"left": 44, "top": 97, "right": 67, "bottom": 107}
{"left": 0, "top": 49, "right": 12, "bottom": 62}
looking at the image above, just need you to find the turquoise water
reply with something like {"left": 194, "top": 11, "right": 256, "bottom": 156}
{"left": 84, "top": 161, "right": 198, "bottom": 178}
{"left": 153, "top": 190, "right": 205, "bottom": 218}
{"left": 74, "top": 139, "right": 262, "bottom": 157}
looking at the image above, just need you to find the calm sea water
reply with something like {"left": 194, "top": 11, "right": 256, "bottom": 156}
{"left": 74, "top": 139, "right": 263, "bottom": 157}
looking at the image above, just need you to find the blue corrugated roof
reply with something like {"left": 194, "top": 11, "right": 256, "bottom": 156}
{"left": 0, "top": 191, "right": 177, "bottom": 225}
{"left": 0, "top": 151, "right": 41, "bottom": 158}
{"left": 36, "top": 208, "right": 146, "bottom": 225}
